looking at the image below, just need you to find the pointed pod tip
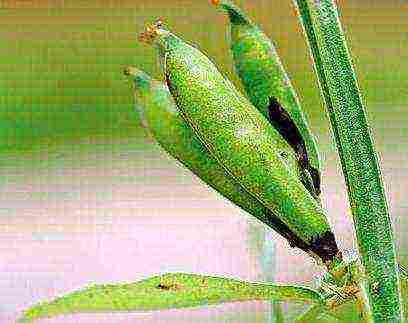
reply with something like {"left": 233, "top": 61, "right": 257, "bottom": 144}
{"left": 138, "top": 18, "right": 165, "bottom": 44}
{"left": 123, "top": 66, "right": 140, "bottom": 77}
{"left": 123, "top": 67, "right": 152, "bottom": 90}
{"left": 123, "top": 66, "right": 132, "bottom": 76}
{"left": 211, "top": 0, "right": 252, "bottom": 25}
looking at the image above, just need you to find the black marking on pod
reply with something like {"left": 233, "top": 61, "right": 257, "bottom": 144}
{"left": 166, "top": 73, "right": 312, "bottom": 253}
{"left": 166, "top": 74, "right": 338, "bottom": 261}
{"left": 267, "top": 97, "right": 321, "bottom": 196}
{"left": 264, "top": 209, "right": 311, "bottom": 252}
{"left": 309, "top": 231, "right": 340, "bottom": 263}
{"left": 166, "top": 73, "right": 308, "bottom": 251}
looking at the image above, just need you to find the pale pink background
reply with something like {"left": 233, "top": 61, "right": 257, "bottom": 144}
{"left": 1, "top": 137, "right": 406, "bottom": 322}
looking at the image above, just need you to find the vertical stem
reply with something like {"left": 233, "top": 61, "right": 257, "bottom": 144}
{"left": 356, "top": 283, "right": 375, "bottom": 323}
{"left": 256, "top": 229, "right": 279, "bottom": 322}
{"left": 351, "top": 259, "right": 375, "bottom": 323}
{"left": 270, "top": 301, "right": 284, "bottom": 323}
{"left": 295, "top": 303, "right": 325, "bottom": 322}
{"left": 293, "top": 0, "right": 402, "bottom": 321}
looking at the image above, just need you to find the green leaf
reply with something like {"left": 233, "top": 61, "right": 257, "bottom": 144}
{"left": 19, "top": 272, "right": 323, "bottom": 322}
{"left": 293, "top": 0, "right": 402, "bottom": 321}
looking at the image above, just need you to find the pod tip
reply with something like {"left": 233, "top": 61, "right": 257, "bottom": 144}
{"left": 123, "top": 66, "right": 132, "bottom": 76}
{"left": 138, "top": 18, "right": 165, "bottom": 44}
{"left": 123, "top": 66, "right": 140, "bottom": 77}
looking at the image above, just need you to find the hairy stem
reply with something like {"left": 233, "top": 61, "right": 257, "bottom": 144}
{"left": 293, "top": 0, "right": 402, "bottom": 321}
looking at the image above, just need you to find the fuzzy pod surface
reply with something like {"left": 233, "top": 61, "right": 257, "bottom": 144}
{"left": 124, "top": 66, "right": 310, "bottom": 253}
{"left": 213, "top": 0, "right": 321, "bottom": 196}
{"left": 141, "top": 25, "right": 339, "bottom": 263}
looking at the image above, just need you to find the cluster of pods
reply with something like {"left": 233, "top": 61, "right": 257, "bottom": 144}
{"left": 125, "top": 0, "right": 342, "bottom": 269}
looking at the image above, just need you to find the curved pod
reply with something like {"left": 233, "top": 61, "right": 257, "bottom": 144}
{"left": 140, "top": 25, "right": 339, "bottom": 263}
{"left": 124, "top": 66, "right": 309, "bottom": 254}
{"left": 213, "top": 0, "right": 321, "bottom": 195}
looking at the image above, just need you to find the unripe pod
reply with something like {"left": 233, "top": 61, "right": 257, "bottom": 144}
{"left": 213, "top": 0, "right": 321, "bottom": 196}
{"left": 124, "top": 66, "right": 309, "bottom": 253}
{"left": 140, "top": 22, "right": 340, "bottom": 263}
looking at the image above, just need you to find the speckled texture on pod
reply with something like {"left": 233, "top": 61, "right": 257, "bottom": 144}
{"left": 214, "top": 0, "right": 322, "bottom": 196}
{"left": 143, "top": 26, "right": 339, "bottom": 262}
{"left": 124, "top": 66, "right": 309, "bottom": 253}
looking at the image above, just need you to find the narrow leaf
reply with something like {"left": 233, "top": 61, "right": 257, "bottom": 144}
{"left": 293, "top": 0, "right": 402, "bottom": 321}
{"left": 19, "top": 272, "right": 323, "bottom": 322}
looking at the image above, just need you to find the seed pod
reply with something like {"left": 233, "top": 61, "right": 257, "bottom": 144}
{"left": 212, "top": 0, "right": 321, "bottom": 196}
{"left": 139, "top": 22, "right": 340, "bottom": 264}
{"left": 124, "top": 66, "right": 310, "bottom": 254}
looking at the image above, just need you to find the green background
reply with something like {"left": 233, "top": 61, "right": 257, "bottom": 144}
{"left": 1, "top": 0, "right": 407, "bottom": 157}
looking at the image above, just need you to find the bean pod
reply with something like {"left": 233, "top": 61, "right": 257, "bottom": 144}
{"left": 213, "top": 0, "right": 321, "bottom": 196}
{"left": 140, "top": 23, "right": 340, "bottom": 264}
{"left": 124, "top": 66, "right": 309, "bottom": 254}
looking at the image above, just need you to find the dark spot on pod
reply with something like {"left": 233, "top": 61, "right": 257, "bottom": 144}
{"left": 296, "top": 144, "right": 309, "bottom": 169}
{"left": 267, "top": 97, "right": 321, "bottom": 196}
{"left": 123, "top": 66, "right": 131, "bottom": 76}
{"left": 267, "top": 97, "right": 304, "bottom": 153}
{"left": 309, "top": 231, "right": 340, "bottom": 263}
{"left": 307, "top": 166, "right": 321, "bottom": 196}
{"left": 264, "top": 210, "right": 312, "bottom": 253}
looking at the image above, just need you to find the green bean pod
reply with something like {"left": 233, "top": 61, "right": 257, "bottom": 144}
{"left": 213, "top": 0, "right": 321, "bottom": 196}
{"left": 124, "top": 66, "right": 309, "bottom": 254}
{"left": 140, "top": 23, "right": 339, "bottom": 264}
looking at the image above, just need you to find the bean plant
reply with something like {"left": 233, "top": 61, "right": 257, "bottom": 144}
{"left": 18, "top": 1, "right": 404, "bottom": 322}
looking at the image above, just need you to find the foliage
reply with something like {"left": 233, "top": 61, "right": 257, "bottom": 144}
{"left": 18, "top": 273, "right": 322, "bottom": 322}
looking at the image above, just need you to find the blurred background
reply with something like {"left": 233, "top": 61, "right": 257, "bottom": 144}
{"left": 0, "top": 0, "right": 407, "bottom": 322}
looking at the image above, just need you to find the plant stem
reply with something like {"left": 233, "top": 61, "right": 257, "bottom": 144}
{"left": 257, "top": 230, "right": 281, "bottom": 323}
{"left": 295, "top": 303, "right": 326, "bottom": 322}
{"left": 293, "top": 0, "right": 402, "bottom": 321}
{"left": 356, "top": 280, "right": 375, "bottom": 323}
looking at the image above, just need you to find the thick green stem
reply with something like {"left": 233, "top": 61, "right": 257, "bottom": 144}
{"left": 293, "top": 0, "right": 402, "bottom": 321}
